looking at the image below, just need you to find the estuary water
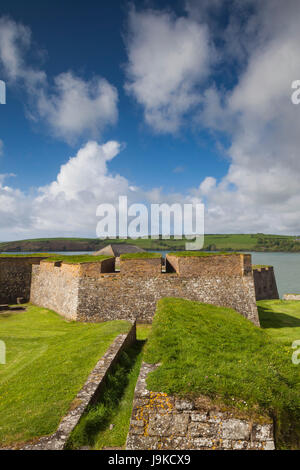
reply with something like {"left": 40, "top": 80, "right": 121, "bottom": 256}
{"left": 2, "top": 251, "right": 300, "bottom": 298}
{"left": 249, "top": 252, "right": 300, "bottom": 298}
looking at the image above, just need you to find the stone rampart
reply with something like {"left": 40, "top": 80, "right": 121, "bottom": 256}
{"left": 166, "top": 253, "right": 252, "bottom": 277}
{"left": 30, "top": 262, "right": 80, "bottom": 320}
{"left": 0, "top": 253, "right": 265, "bottom": 326}
{"left": 120, "top": 257, "right": 162, "bottom": 276}
{"left": 252, "top": 266, "right": 279, "bottom": 300}
{"left": 77, "top": 271, "right": 259, "bottom": 325}
{"left": 28, "top": 253, "right": 260, "bottom": 326}
{"left": 0, "top": 256, "right": 47, "bottom": 304}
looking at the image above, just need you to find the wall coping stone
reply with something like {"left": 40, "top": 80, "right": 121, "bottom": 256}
{"left": 283, "top": 294, "right": 300, "bottom": 301}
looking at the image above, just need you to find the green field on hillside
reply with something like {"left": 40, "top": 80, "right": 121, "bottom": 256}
{"left": 1, "top": 233, "right": 300, "bottom": 252}
{"left": 0, "top": 306, "right": 130, "bottom": 447}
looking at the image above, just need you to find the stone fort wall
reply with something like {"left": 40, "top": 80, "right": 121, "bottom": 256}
{"left": 0, "top": 253, "right": 279, "bottom": 326}
{"left": 252, "top": 266, "right": 279, "bottom": 300}
{"left": 0, "top": 256, "right": 47, "bottom": 304}
{"left": 30, "top": 262, "right": 81, "bottom": 320}
{"left": 28, "top": 254, "right": 260, "bottom": 326}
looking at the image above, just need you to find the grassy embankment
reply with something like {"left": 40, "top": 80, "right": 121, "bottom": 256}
{"left": 167, "top": 251, "right": 238, "bottom": 257}
{"left": 66, "top": 325, "right": 151, "bottom": 450}
{"left": 67, "top": 299, "right": 300, "bottom": 450}
{"left": 0, "top": 306, "right": 130, "bottom": 447}
{"left": 143, "top": 298, "right": 300, "bottom": 449}
{"left": 0, "top": 254, "right": 112, "bottom": 263}
{"left": 120, "top": 252, "right": 162, "bottom": 260}
{"left": 1, "top": 233, "right": 300, "bottom": 252}
{"left": 1, "top": 299, "right": 299, "bottom": 449}
{"left": 44, "top": 254, "right": 112, "bottom": 264}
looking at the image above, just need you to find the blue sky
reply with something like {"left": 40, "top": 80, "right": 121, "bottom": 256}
{"left": 0, "top": 0, "right": 300, "bottom": 240}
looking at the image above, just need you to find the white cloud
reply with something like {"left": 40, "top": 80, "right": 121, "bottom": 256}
{"left": 0, "top": 16, "right": 46, "bottom": 91}
{"left": 0, "top": 16, "right": 118, "bottom": 143}
{"left": 0, "top": 141, "right": 130, "bottom": 239}
{"left": 33, "top": 140, "right": 131, "bottom": 235}
{"left": 2, "top": 4, "right": 300, "bottom": 237}
{"left": 193, "top": 0, "right": 300, "bottom": 234}
{"left": 125, "top": 7, "right": 212, "bottom": 133}
{"left": 0, "top": 140, "right": 201, "bottom": 240}
{"left": 36, "top": 73, "right": 118, "bottom": 143}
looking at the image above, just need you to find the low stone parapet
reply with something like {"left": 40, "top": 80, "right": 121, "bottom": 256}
{"left": 252, "top": 266, "right": 279, "bottom": 300}
{"left": 283, "top": 294, "right": 300, "bottom": 301}
{"left": 120, "top": 256, "right": 162, "bottom": 276}
{"left": 166, "top": 253, "right": 252, "bottom": 277}
{"left": 0, "top": 256, "right": 48, "bottom": 304}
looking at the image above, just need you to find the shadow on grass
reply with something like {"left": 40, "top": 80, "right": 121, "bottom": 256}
{"left": 259, "top": 306, "right": 300, "bottom": 329}
{"left": 66, "top": 339, "right": 145, "bottom": 450}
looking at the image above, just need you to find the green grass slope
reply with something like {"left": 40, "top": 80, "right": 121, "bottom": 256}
{"left": 144, "top": 298, "right": 300, "bottom": 449}
{"left": 0, "top": 306, "right": 130, "bottom": 447}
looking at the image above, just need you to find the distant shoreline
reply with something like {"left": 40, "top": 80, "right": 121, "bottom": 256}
{"left": 1, "top": 234, "right": 300, "bottom": 254}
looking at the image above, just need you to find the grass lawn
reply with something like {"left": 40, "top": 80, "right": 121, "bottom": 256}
{"left": 0, "top": 305, "right": 130, "bottom": 447}
{"left": 67, "top": 325, "right": 152, "bottom": 450}
{"left": 44, "top": 254, "right": 112, "bottom": 263}
{"left": 0, "top": 254, "right": 112, "bottom": 263}
{"left": 120, "top": 252, "right": 161, "bottom": 260}
{"left": 144, "top": 298, "right": 300, "bottom": 449}
{"left": 167, "top": 251, "right": 238, "bottom": 257}
{"left": 258, "top": 299, "right": 300, "bottom": 345}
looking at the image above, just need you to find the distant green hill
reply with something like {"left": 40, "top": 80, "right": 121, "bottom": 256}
{"left": 0, "top": 234, "right": 299, "bottom": 252}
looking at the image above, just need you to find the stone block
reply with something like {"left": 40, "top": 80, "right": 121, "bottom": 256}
{"left": 175, "top": 399, "right": 194, "bottom": 411}
{"left": 221, "top": 419, "right": 250, "bottom": 440}
{"left": 147, "top": 413, "right": 173, "bottom": 437}
{"left": 173, "top": 413, "right": 190, "bottom": 435}
{"left": 188, "top": 421, "right": 215, "bottom": 437}
{"left": 253, "top": 423, "right": 273, "bottom": 441}
{"left": 190, "top": 412, "right": 208, "bottom": 422}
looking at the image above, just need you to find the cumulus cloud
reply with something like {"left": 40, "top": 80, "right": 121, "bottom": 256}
{"left": 0, "top": 16, "right": 118, "bottom": 143}
{"left": 125, "top": 7, "right": 212, "bottom": 133}
{"left": 2, "top": 3, "right": 300, "bottom": 237}
{"left": 0, "top": 141, "right": 130, "bottom": 239}
{"left": 192, "top": 0, "right": 300, "bottom": 234}
{"left": 0, "top": 174, "right": 33, "bottom": 238}
{"left": 0, "top": 140, "right": 203, "bottom": 240}
{"left": 36, "top": 73, "right": 118, "bottom": 143}
{"left": 0, "top": 16, "right": 46, "bottom": 91}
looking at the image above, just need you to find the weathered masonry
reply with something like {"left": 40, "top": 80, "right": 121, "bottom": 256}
{"left": 283, "top": 293, "right": 300, "bottom": 301}
{"left": 0, "top": 256, "right": 46, "bottom": 304}
{"left": 30, "top": 253, "right": 261, "bottom": 325}
{"left": 126, "top": 363, "right": 275, "bottom": 450}
{"left": 252, "top": 266, "right": 279, "bottom": 301}
{"left": 0, "top": 253, "right": 279, "bottom": 326}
